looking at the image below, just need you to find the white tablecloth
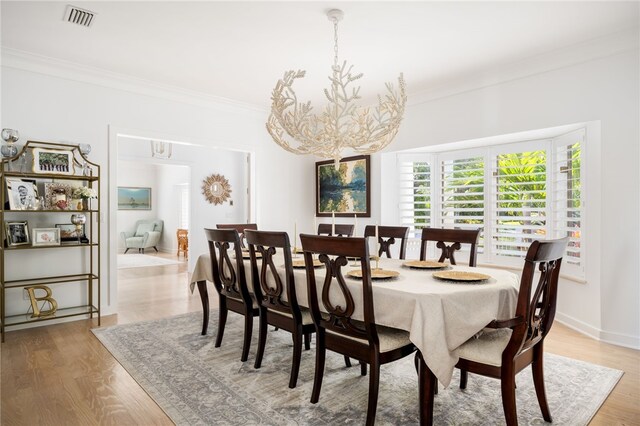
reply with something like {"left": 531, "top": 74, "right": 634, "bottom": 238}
{"left": 189, "top": 252, "right": 519, "bottom": 387}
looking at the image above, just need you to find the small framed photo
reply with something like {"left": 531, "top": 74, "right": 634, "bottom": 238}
{"left": 44, "top": 182, "right": 73, "bottom": 210}
{"left": 118, "top": 187, "right": 152, "bottom": 210}
{"left": 5, "top": 178, "right": 38, "bottom": 210}
{"left": 5, "top": 221, "right": 30, "bottom": 247}
{"left": 32, "top": 228, "right": 61, "bottom": 246}
{"left": 33, "top": 148, "right": 75, "bottom": 175}
{"left": 55, "top": 223, "right": 86, "bottom": 242}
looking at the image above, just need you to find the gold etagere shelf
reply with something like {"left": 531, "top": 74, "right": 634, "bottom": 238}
{"left": 0, "top": 140, "right": 101, "bottom": 342}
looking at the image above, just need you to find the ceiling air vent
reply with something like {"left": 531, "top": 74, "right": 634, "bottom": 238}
{"left": 63, "top": 5, "right": 96, "bottom": 28}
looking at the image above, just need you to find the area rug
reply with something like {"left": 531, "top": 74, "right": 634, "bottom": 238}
{"left": 117, "top": 254, "right": 182, "bottom": 269}
{"left": 93, "top": 312, "right": 622, "bottom": 425}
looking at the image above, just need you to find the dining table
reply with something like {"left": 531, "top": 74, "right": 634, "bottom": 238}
{"left": 189, "top": 251, "right": 519, "bottom": 388}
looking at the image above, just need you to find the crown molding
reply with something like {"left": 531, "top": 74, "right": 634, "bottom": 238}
{"left": 408, "top": 27, "right": 640, "bottom": 106}
{"left": 1, "top": 47, "right": 268, "bottom": 115}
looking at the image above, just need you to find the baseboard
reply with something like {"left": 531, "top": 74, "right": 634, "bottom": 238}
{"left": 556, "top": 312, "right": 640, "bottom": 350}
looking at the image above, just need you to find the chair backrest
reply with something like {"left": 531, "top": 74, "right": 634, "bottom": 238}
{"left": 134, "top": 219, "right": 163, "bottom": 234}
{"left": 364, "top": 225, "right": 410, "bottom": 259}
{"left": 216, "top": 223, "right": 258, "bottom": 247}
{"left": 205, "top": 228, "right": 252, "bottom": 305}
{"left": 317, "top": 223, "right": 355, "bottom": 237}
{"left": 245, "top": 230, "right": 303, "bottom": 322}
{"left": 419, "top": 228, "right": 480, "bottom": 266}
{"left": 505, "top": 238, "right": 569, "bottom": 358}
{"left": 300, "top": 234, "right": 380, "bottom": 347}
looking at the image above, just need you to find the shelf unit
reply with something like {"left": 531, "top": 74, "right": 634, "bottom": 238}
{"left": 0, "top": 140, "right": 100, "bottom": 342}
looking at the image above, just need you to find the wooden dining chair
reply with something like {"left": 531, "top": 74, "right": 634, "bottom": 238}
{"left": 205, "top": 228, "right": 259, "bottom": 362}
{"left": 364, "top": 225, "right": 410, "bottom": 259}
{"left": 317, "top": 223, "right": 355, "bottom": 237}
{"left": 300, "top": 234, "right": 417, "bottom": 426}
{"left": 419, "top": 227, "right": 481, "bottom": 266}
{"left": 216, "top": 223, "right": 258, "bottom": 247}
{"left": 176, "top": 228, "right": 188, "bottom": 259}
{"left": 245, "top": 230, "right": 315, "bottom": 388}
{"left": 417, "top": 238, "right": 569, "bottom": 426}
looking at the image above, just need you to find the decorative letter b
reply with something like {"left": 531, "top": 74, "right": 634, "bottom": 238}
{"left": 26, "top": 285, "right": 58, "bottom": 318}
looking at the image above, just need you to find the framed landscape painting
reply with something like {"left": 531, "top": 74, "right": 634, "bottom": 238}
{"left": 118, "top": 187, "right": 151, "bottom": 210}
{"left": 316, "top": 155, "right": 370, "bottom": 217}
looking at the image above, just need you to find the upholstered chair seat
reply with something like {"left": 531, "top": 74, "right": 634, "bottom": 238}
{"left": 456, "top": 328, "right": 513, "bottom": 367}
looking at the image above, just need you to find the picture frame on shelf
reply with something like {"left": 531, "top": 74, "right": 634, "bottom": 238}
{"left": 315, "top": 155, "right": 371, "bottom": 217}
{"left": 31, "top": 228, "right": 61, "bottom": 246}
{"left": 55, "top": 223, "right": 88, "bottom": 243}
{"left": 117, "top": 187, "right": 151, "bottom": 210}
{"left": 44, "top": 182, "right": 73, "bottom": 210}
{"left": 32, "top": 148, "right": 75, "bottom": 176}
{"left": 5, "top": 178, "right": 38, "bottom": 210}
{"left": 5, "top": 221, "right": 30, "bottom": 247}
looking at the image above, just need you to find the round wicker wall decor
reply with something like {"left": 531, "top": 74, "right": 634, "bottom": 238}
{"left": 202, "top": 174, "right": 231, "bottom": 205}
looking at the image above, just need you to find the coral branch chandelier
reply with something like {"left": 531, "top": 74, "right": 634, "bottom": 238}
{"left": 266, "top": 9, "right": 407, "bottom": 166}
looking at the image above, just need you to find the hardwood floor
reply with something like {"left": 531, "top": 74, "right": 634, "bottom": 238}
{"left": 2, "top": 252, "right": 639, "bottom": 425}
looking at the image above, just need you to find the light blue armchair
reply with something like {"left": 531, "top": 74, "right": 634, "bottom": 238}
{"left": 121, "top": 220, "right": 164, "bottom": 254}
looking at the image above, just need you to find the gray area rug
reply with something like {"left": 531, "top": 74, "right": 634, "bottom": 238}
{"left": 93, "top": 311, "right": 622, "bottom": 425}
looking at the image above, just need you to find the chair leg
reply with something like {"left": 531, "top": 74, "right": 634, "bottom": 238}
{"left": 304, "top": 332, "right": 311, "bottom": 350}
{"left": 460, "top": 369, "right": 468, "bottom": 389}
{"left": 124, "top": 248, "right": 130, "bottom": 254}
{"left": 344, "top": 355, "right": 352, "bottom": 367}
{"left": 241, "top": 313, "right": 253, "bottom": 362}
{"left": 365, "top": 357, "right": 380, "bottom": 426}
{"left": 215, "top": 299, "right": 228, "bottom": 347}
{"left": 153, "top": 246, "right": 158, "bottom": 252}
{"left": 532, "top": 344, "right": 552, "bottom": 422}
{"left": 310, "top": 330, "right": 326, "bottom": 404}
{"left": 360, "top": 361, "right": 367, "bottom": 376}
{"left": 289, "top": 329, "right": 303, "bottom": 389}
{"left": 500, "top": 366, "right": 518, "bottom": 426}
{"left": 417, "top": 352, "right": 437, "bottom": 426}
{"left": 196, "top": 280, "right": 209, "bottom": 335}
{"left": 254, "top": 311, "right": 268, "bottom": 369}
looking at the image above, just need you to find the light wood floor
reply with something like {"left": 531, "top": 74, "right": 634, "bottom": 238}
{"left": 1, "top": 252, "right": 639, "bottom": 425}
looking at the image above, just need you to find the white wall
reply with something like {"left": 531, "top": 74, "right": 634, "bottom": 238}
{"left": 0, "top": 55, "right": 316, "bottom": 320}
{"left": 156, "top": 163, "right": 190, "bottom": 252}
{"left": 116, "top": 161, "right": 158, "bottom": 251}
{"left": 380, "top": 47, "right": 639, "bottom": 348}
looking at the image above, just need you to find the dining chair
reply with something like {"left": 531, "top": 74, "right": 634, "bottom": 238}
{"left": 300, "top": 234, "right": 417, "bottom": 426}
{"left": 419, "top": 227, "right": 481, "bottom": 266}
{"left": 216, "top": 223, "right": 258, "bottom": 247}
{"left": 176, "top": 228, "right": 188, "bottom": 259}
{"left": 317, "top": 223, "right": 355, "bottom": 237}
{"left": 363, "top": 225, "right": 410, "bottom": 259}
{"left": 205, "top": 228, "right": 259, "bottom": 362}
{"left": 245, "top": 230, "right": 315, "bottom": 388}
{"left": 417, "top": 237, "right": 569, "bottom": 426}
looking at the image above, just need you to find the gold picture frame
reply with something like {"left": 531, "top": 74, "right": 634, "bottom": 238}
{"left": 33, "top": 148, "right": 75, "bottom": 176}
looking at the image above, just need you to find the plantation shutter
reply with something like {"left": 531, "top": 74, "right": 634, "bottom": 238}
{"left": 552, "top": 129, "right": 584, "bottom": 272}
{"left": 438, "top": 154, "right": 485, "bottom": 247}
{"left": 398, "top": 154, "right": 432, "bottom": 239}
{"left": 489, "top": 143, "right": 548, "bottom": 260}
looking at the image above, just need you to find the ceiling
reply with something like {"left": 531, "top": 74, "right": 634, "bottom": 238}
{"left": 1, "top": 1, "right": 638, "bottom": 109}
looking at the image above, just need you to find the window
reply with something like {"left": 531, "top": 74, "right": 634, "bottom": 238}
{"left": 397, "top": 128, "right": 584, "bottom": 277}
{"left": 398, "top": 155, "right": 431, "bottom": 239}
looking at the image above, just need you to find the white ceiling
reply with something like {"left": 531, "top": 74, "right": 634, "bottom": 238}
{"left": 1, "top": 1, "right": 638, "bottom": 109}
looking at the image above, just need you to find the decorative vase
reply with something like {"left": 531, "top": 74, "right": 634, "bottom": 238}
{"left": 82, "top": 198, "right": 89, "bottom": 211}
